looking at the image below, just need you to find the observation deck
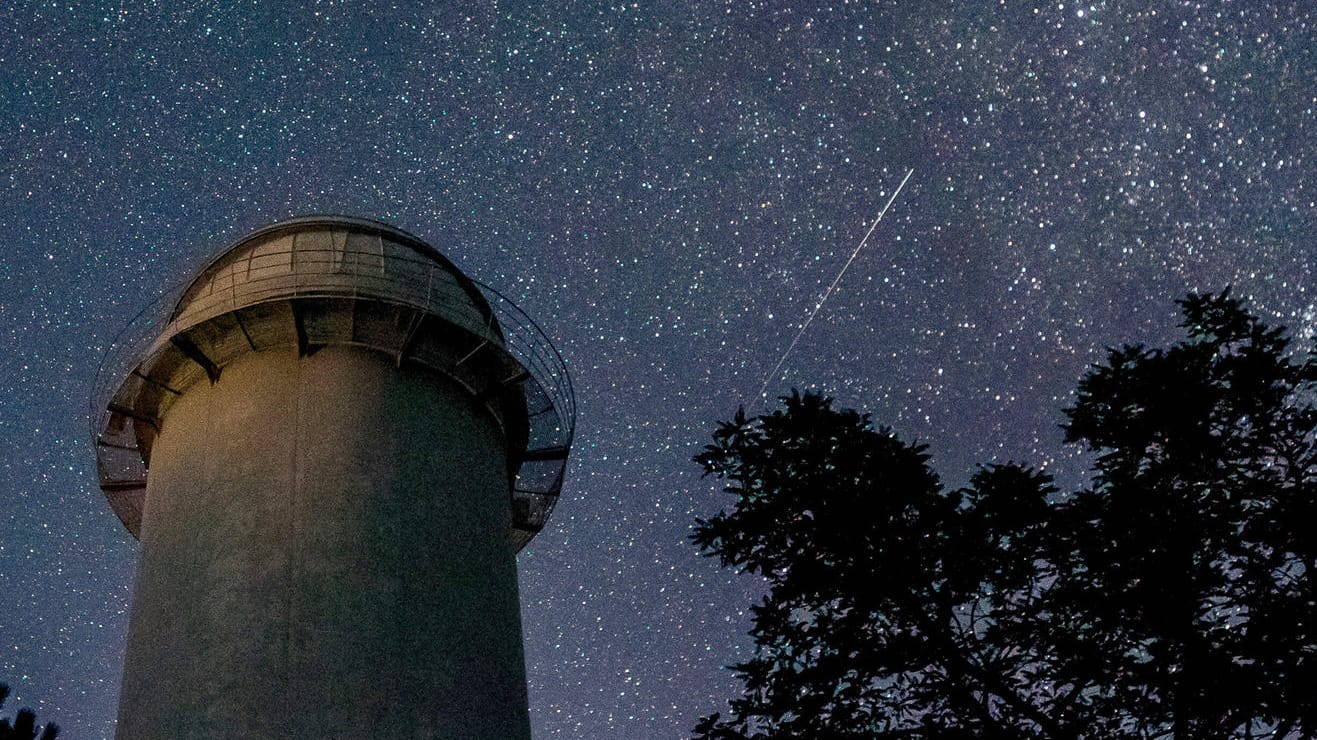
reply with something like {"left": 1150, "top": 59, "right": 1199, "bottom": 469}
{"left": 91, "top": 216, "right": 574, "bottom": 551}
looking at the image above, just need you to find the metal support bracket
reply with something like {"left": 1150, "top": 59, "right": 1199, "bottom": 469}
{"left": 170, "top": 334, "right": 221, "bottom": 383}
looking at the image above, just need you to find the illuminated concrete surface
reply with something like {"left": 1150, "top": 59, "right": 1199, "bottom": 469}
{"left": 116, "top": 346, "right": 529, "bottom": 738}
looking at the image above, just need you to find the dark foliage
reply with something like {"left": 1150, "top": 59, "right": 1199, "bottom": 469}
{"left": 692, "top": 291, "right": 1315, "bottom": 739}
{"left": 0, "top": 684, "right": 58, "bottom": 740}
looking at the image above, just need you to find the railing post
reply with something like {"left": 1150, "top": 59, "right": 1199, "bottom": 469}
{"left": 426, "top": 263, "right": 435, "bottom": 311}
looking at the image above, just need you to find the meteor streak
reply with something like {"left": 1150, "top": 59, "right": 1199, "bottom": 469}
{"left": 755, "top": 168, "right": 914, "bottom": 403}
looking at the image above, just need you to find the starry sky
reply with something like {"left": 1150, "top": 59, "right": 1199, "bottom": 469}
{"left": 0, "top": 1, "right": 1311, "bottom": 737}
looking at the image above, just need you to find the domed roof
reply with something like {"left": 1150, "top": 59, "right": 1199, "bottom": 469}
{"left": 168, "top": 215, "right": 502, "bottom": 347}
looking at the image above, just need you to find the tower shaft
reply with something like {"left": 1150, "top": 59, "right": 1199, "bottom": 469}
{"left": 116, "top": 346, "right": 530, "bottom": 738}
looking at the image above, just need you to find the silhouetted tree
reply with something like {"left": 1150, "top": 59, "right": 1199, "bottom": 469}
{"left": 1043, "top": 290, "right": 1317, "bottom": 738}
{"left": 692, "top": 291, "right": 1315, "bottom": 739}
{"left": 0, "top": 684, "right": 58, "bottom": 740}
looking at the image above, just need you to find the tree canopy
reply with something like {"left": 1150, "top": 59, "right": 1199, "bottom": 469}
{"left": 692, "top": 291, "right": 1316, "bottom": 739}
{"left": 0, "top": 684, "right": 58, "bottom": 740}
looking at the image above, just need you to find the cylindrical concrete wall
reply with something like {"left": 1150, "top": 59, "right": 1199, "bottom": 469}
{"left": 116, "top": 344, "right": 530, "bottom": 739}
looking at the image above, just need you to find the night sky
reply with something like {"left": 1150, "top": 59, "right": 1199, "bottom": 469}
{"left": 1, "top": 1, "right": 1311, "bottom": 737}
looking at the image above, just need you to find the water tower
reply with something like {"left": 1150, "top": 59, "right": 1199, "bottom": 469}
{"left": 90, "top": 216, "right": 574, "bottom": 739}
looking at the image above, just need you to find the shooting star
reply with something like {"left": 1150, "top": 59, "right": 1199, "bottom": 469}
{"left": 755, "top": 167, "right": 914, "bottom": 403}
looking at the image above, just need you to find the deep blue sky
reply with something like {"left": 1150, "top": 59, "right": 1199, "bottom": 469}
{"left": 1, "top": 1, "right": 1311, "bottom": 737}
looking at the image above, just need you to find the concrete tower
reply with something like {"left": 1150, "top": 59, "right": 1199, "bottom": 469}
{"left": 91, "top": 216, "right": 574, "bottom": 739}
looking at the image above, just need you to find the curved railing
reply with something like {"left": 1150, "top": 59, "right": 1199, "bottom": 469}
{"left": 477, "top": 281, "right": 576, "bottom": 548}
{"left": 90, "top": 238, "right": 575, "bottom": 551}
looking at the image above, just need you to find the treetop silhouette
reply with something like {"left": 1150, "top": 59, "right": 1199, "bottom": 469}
{"left": 692, "top": 291, "right": 1315, "bottom": 739}
{"left": 0, "top": 684, "right": 58, "bottom": 740}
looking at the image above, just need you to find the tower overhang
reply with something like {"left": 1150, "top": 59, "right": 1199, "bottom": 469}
{"left": 92, "top": 215, "right": 574, "bottom": 551}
